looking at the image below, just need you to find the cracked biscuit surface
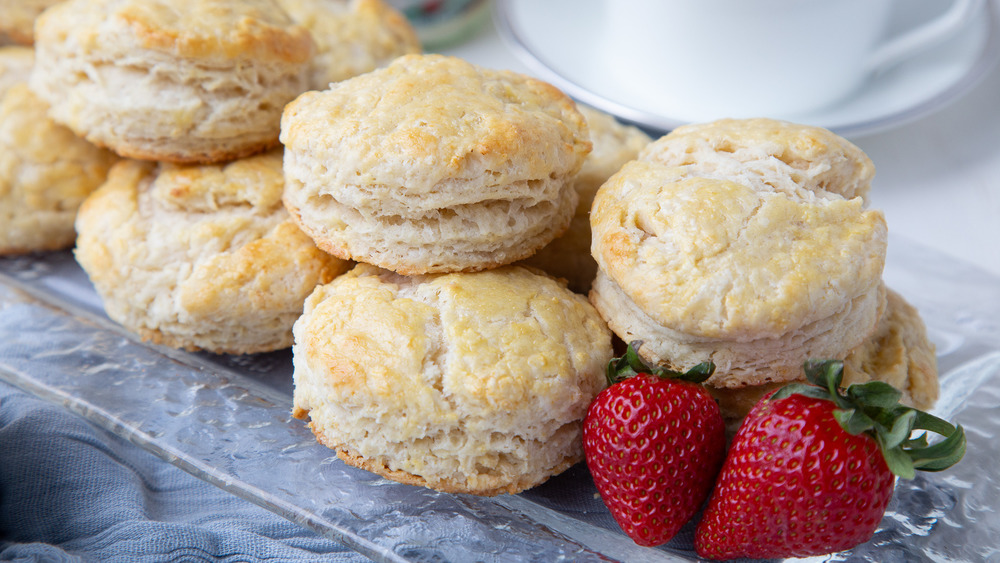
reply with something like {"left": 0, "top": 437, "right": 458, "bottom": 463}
{"left": 291, "top": 263, "right": 612, "bottom": 495}
{"left": 280, "top": 54, "right": 591, "bottom": 274}
{"left": 74, "top": 150, "right": 350, "bottom": 354}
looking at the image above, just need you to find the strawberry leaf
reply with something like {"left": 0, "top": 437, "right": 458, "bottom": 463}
{"left": 882, "top": 409, "right": 917, "bottom": 450}
{"left": 878, "top": 437, "right": 917, "bottom": 479}
{"left": 777, "top": 359, "right": 967, "bottom": 478}
{"left": 909, "top": 426, "right": 966, "bottom": 471}
{"left": 846, "top": 380, "right": 902, "bottom": 408}
{"left": 606, "top": 341, "right": 715, "bottom": 385}
{"left": 833, "top": 407, "right": 876, "bottom": 436}
{"left": 770, "top": 382, "right": 827, "bottom": 402}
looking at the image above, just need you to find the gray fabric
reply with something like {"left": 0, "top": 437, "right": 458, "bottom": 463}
{"left": 0, "top": 381, "right": 371, "bottom": 562}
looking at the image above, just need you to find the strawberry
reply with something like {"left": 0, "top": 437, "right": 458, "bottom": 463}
{"left": 583, "top": 342, "right": 726, "bottom": 547}
{"left": 695, "top": 359, "right": 966, "bottom": 560}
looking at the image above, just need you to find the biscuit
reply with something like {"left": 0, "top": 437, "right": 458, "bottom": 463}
{"left": 74, "top": 150, "right": 351, "bottom": 354}
{"left": 280, "top": 54, "right": 592, "bottom": 274}
{"left": 519, "top": 106, "right": 651, "bottom": 293}
{"left": 589, "top": 118, "right": 887, "bottom": 388}
{"left": 708, "top": 288, "right": 938, "bottom": 426}
{"left": 0, "top": 0, "right": 62, "bottom": 45}
{"left": 30, "top": 0, "right": 315, "bottom": 164}
{"left": 276, "top": 0, "right": 421, "bottom": 90}
{"left": 1, "top": 82, "right": 119, "bottom": 255}
{"left": 291, "top": 263, "right": 612, "bottom": 496}
{"left": 0, "top": 46, "right": 33, "bottom": 97}
{"left": 641, "top": 118, "right": 875, "bottom": 202}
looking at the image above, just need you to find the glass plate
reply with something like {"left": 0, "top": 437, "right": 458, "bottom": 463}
{"left": 1, "top": 234, "right": 998, "bottom": 563}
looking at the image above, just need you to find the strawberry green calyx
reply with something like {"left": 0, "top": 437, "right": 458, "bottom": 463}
{"left": 606, "top": 341, "right": 715, "bottom": 387}
{"left": 772, "top": 359, "right": 966, "bottom": 479}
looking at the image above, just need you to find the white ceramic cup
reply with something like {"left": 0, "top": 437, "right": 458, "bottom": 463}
{"left": 597, "top": 0, "right": 985, "bottom": 119}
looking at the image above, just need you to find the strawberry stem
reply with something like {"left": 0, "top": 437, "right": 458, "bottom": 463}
{"left": 606, "top": 341, "right": 715, "bottom": 386}
{"left": 772, "top": 359, "right": 966, "bottom": 479}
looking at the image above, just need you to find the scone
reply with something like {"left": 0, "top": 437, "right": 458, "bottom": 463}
{"left": 30, "top": 0, "right": 315, "bottom": 164}
{"left": 0, "top": 46, "right": 34, "bottom": 97}
{"left": 74, "top": 150, "right": 351, "bottom": 354}
{"left": 276, "top": 0, "right": 421, "bottom": 90}
{"left": 280, "top": 54, "right": 592, "bottom": 274}
{"left": 291, "top": 263, "right": 612, "bottom": 496}
{"left": 589, "top": 118, "right": 888, "bottom": 388}
{"left": 0, "top": 0, "right": 63, "bottom": 45}
{"left": 708, "top": 288, "right": 939, "bottom": 427}
{"left": 520, "top": 105, "right": 651, "bottom": 293}
{"left": 1, "top": 82, "right": 119, "bottom": 255}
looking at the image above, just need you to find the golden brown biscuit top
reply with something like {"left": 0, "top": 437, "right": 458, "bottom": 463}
{"left": 35, "top": 0, "right": 314, "bottom": 63}
{"left": 296, "top": 263, "right": 609, "bottom": 426}
{"left": 642, "top": 118, "right": 875, "bottom": 202}
{"left": 280, "top": 54, "right": 591, "bottom": 191}
{"left": 591, "top": 159, "right": 887, "bottom": 340}
{"left": 144, "top": 149, "right": 286, "bottom": 213}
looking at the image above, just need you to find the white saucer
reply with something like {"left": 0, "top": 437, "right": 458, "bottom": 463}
{"left": 494, "top": 0, "right": 1000, "bottom": 137}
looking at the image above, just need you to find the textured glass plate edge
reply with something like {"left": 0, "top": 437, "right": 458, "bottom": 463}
{"left": 0, "top": 262, "right": 666, "bottom": 563}
{"left": 0, "top": 233, "right": 999, "bottom": 563}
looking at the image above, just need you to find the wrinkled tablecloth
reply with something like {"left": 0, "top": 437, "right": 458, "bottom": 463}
{"left": 0, "top": 380, "right": 370, "bottom": 562}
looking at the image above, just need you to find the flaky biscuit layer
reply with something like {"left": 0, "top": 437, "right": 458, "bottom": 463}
{"left": 30, "top": 0, "right": 314, "bottom": 163}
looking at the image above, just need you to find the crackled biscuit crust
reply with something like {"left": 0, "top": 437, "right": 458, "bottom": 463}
{"left": 276, "top": 0, "right": 421, "bottom": 90}
{"left": 520, "top": 106, "right": 651, "bottom": 293}
{"left": 291, "top": 263, "right": 612, "bottom": 495}
{"left": 30, "top": 0, "right": 314, "bottom": 164}
{"left": 1, "top": 83, "right": 119, "bottom": 255}
{"left": 642, "top": 118, "right": 876, "bottom": 202}
{"left": 74, "top": 151, "right": 350, "bottom": 354}
{"left": 708, "top": 288, "right": 938, "bottom": 426}
{"left": 591, "top": 158, "right": 887, "bottom": 340}
{"left": 280, "top": 54, "right": 591, "bottom": 274}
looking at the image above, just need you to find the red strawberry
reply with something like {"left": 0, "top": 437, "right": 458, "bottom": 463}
{"left": 583, "top": 342, "right": 726, "bottom": 547}
{"left": 695, "top": 360, "right": 966, "bottom": 560}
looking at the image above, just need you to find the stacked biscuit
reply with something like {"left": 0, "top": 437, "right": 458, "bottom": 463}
{"left": 283, "top": 54, "right": 638, "bottom": 495}
{"left": 589, "top": 118, "right": 938, "bottom": 428}
{"left": 5, "top": 0, "right": 419, "bottom": 353}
